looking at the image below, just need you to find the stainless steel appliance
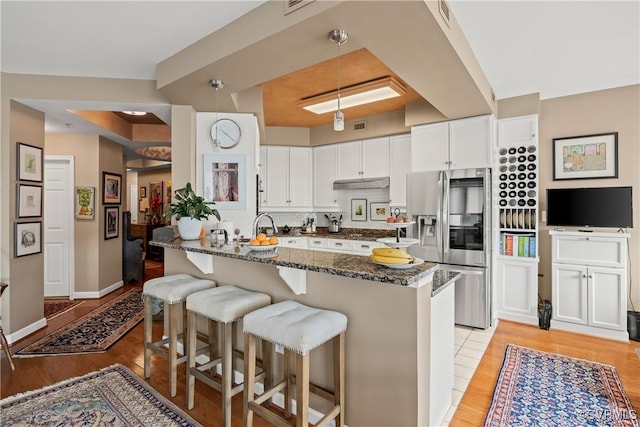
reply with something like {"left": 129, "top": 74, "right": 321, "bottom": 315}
{"left": 406, "top": 168, "right": 491, "bottom": 328}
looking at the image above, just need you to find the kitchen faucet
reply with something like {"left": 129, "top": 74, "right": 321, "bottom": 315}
{"left": 252, "top": 212, "right": 278, "bottom": 237}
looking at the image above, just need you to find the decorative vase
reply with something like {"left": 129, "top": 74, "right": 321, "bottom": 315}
{"left": 177, "top": 217, "right": 202, "bottom": 240}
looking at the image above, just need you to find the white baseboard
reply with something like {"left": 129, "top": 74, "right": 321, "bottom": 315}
{"left": 550, "top": 320, "right": 629, "bottom": 342}
{"left": 73, "top": 280, "right": 124, "bottom": 299}
{"left": 6, "top": 317, "right": 47, "bottom": 345}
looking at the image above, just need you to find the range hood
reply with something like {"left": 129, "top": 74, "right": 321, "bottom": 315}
{"left": 333, "top": 176, "right": 390, "bottom": 190}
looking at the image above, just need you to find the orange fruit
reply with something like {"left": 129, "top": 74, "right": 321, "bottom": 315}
{"left": 249, "top": 239, "right": 260, "bottom": 246}
{"left": 386, "top": 217, "right": 395, "bottom": 223}
{"left": 260, "top": 240, "right": 272, "bottom": 246}
{"left": 269, "top": 236, "right": 279, "bottom": 245}
{"left": 256, "top": 233, "right": 267, "bottom": 242}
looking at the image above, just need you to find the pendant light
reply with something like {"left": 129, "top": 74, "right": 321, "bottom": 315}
{"left": 329, "top": 29, "right": 348, "bottom": 131}
{"left": 210, "top": 79, "right": 224, "bottom": 148}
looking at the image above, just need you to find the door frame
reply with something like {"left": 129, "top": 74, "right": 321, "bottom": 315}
{"left": 44, "top": 155, "right": 75, "bottom": 298}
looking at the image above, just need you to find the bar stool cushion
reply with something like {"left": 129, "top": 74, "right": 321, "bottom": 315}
{"left": 244, "top": 300, "right": 347, "bottom": 355}
{"left": 143, "top": 274, "right": 215, "bottom": 304}
{"left": 187, "top": 285, "right": 271, "bottom": 323}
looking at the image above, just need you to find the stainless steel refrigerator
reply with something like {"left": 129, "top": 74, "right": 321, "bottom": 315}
{"left": 406, "top": 168, "right": 491, "bottom": 329}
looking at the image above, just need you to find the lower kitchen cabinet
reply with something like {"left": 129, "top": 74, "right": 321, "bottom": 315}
{"left": 279, "top": 236, "right": 308, "bottom": 249}
{"left": 494, "top": 257, "right": 538, "bottom": 325}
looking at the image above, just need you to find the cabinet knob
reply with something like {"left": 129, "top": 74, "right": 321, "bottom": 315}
{"left": 588, "top": 274, "right": 593, "bottom": 279}
{"left": 582, "top": 274, "right": 587, "bottom": 278}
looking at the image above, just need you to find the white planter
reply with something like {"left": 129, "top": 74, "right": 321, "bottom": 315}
{"left": 177, "top": 217, "right": 202, "bottom": 240}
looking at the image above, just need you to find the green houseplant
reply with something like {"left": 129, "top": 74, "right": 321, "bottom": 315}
{"left": 167, "top": 182, "right": 220, "bottom": 240}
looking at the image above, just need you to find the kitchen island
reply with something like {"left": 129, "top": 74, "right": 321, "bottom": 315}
{"left": 152, "top": 239, "right": 458, "bottom": 426}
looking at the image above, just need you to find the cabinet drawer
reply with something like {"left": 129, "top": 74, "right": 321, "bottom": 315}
{"left": 308, "top": 238, "right": 327, "bottom": 249}
{"left": 281, "top": 237, "right": 307, "bottom": 249}
{"left": 351, "top": 241, "right": 379, "bottom": 254}
{"left": 552, "top": 235, "right": 626, "bottom": 268}
{"left": 327, "top": 239, "right": 352, "bottom": 252}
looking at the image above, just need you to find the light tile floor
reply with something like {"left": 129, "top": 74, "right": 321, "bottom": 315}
{"left": 441, "top": 321, "right": 498, "bottom": 426}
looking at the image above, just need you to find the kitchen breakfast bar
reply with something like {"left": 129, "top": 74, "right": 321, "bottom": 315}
{"left": 152, "top": 239, "right": 459, "bottom": 427}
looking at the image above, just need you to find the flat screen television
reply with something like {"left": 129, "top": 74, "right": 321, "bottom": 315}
{"left": 546, "top": 186, "right": 633, "bottom": 228}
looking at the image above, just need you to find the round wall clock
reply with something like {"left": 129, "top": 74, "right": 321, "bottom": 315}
{"left": 210, "top": 118, "right": 241, "bottom": 149}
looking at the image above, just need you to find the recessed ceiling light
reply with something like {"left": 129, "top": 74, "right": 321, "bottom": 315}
{"left": 122, "top": 111, "right": 147, "bottom": 116}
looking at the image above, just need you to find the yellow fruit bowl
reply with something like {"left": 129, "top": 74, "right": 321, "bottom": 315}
{"left": 370, "top": 256, "right": 425, "bottom": 270}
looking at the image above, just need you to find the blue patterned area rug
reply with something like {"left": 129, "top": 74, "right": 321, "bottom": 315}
{"left": 485, "top": 344, "right": 639, "bottom": 427}
{"left": 0, "top": 364, "right": 202, "bottom": 426}
{"left": 16, "top": 289, "right": 143, "bottom": 357}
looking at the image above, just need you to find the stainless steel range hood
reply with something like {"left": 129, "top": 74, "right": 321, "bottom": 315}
{"left": 333, "top": 176, "right": 390, "bottom": 190}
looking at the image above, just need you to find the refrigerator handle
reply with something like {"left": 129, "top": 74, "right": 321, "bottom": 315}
{"left": 435, "top": 172, "right": 443, "bottom": 261}
{"left": 442, "top": 170, "right": 450, "bottom": 255}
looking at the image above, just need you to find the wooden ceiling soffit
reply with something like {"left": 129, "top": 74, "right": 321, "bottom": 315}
{"left": 69, "top": 110, "right": 171, "bottom": 143}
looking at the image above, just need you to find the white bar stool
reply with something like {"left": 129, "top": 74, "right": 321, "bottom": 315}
{"left": 186, "top": 285, "right": 272, "bottom": 427}
{"left": 143, "top": 273, "right": 216, "bottom": 397}
{"left": 243, "top": 300, "right": 347, "bottom": 427}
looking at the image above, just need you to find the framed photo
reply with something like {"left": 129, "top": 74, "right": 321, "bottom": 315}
{"left": 351, "top": 198, "right": 367, "bottom": 221}
{"left": 17, "top": 184, "right": 42, "bottom": 218}
{"left": 370, "top": 202, "right": 390, "bottom": 221}
{"left": 75, "top": 186, "right": 95, "bottom": 220}
{"left": 166, "top": 182, "right": 172, "bottom": 204}
{"left": 17, "top": 142, "right": 43, "bottom": 182}
{"left": 102, "top": 172, "right": 122, "bottom": 204}
{"left": 553, "top": 132, "right": 618, "bottom": 180}
{"left": 104, "top": 206, "right": 119, "bottom": 240}
{"left": 15, "top": 221, "right": 42, "bottom": 257}
{"left": 139, "top": 186, "right": 146, "bottom": 198}
{"left": 149, "top": 181, "right": 164, "bottom": 212}
{"left": 203, "top": 154, "right": 246, "bottom": 210}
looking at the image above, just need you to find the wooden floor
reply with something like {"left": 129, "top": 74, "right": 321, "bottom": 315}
{"left": 450, "top": 320, "right": 640, "bottom": 426}
{"left": 2, "top": 263, "right": 639, "bottom": 426}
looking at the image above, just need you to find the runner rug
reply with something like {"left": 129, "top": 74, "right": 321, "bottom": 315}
{"left": 0, "top": 364, "right": 202, "bottom": 426}
{"left": 44, "top": 299, "right": 84, "bottom": 320}
{"left": 16, "top": 288, "right": 143, "bottom": 357}
{"left": 484, "top": 344, "right": 639, "bottom": 427}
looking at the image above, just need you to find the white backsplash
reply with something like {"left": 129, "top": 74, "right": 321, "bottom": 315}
{"left": 269, "top": 188, "right": 406, "bottom": 230}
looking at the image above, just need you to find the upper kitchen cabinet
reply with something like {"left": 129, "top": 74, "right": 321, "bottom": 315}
{"left": 338, "top": 137, "right": 390, "bottom": 180}
{"left": 389, "top": 134, "right": 411, "bottom": 208}
{"left": 313, "top": 144, "right": 339, "bottom": 210}
{"left": 497, "top": 115, "right": 538, "bottom": 147}
{"left": 411, "top": 115, "right": 494, "bottom": 171}
{"left": 263, "top": 146, "right": 313, "bottom": 211}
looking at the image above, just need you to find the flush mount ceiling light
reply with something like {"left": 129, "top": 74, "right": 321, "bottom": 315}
{"left": 299, "top": 76, "right": 407, "bottom": 115}
{"left": 134, "top": 146, "right": 172, "bottom": 161}
{"left": 121, "top": 111, "right": 147, "bottom": 116}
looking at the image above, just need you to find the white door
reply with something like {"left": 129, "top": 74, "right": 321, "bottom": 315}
{"left": 44, "top": 156, "right": 74, "bottom": 297}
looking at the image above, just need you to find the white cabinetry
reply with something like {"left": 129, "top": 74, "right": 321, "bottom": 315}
{"left": 411, "top": 115, "right": 493, "bottom": 172}
{"left": 550, "top": 231, "right": 629, "bottom": 341}
{"left": 264, "top": 146, "right": 312, "bottom": 211}
{"left": 497, "top": 114, "right": 537, "bottom": 147}
{"left": 258, "top": 146, "right": 268, "bottom": 208}
{"left": 279, "top": 237, "right": 308, "bottom": 249}
{"left": 338, "top": 137, "right": 389, "bottom": 179}
{"left": 389, "top": 134, "right": 411, "bottom": 208}
{"left": 495, "top": 258, "right": 538, "bottom": 325}
{"left": 313, "top": 144, "right": 339, "bottom": 210}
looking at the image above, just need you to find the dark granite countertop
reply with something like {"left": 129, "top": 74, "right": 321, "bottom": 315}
{"left": 431, "top": 270, "right": 461, "bottom": 297}
{"left": 152, "top": 239, "right": 438, "bottom": 287}
{"left": 271, "top": 227, "right": 397, "bottom": 241}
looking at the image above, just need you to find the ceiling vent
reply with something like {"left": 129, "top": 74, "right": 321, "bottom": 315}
{"left": 353, "top": 121, "right": 367, "bottom": 132}
{"left": 284, "top": 0, "right": 314, "bottom": 16}
{"left": 439, "top": 0, "right": 451, "bottom": 27}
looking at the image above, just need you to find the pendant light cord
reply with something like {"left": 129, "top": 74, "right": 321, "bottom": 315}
{"left": 337, "top": 43, "right": 341, "bottom": 111}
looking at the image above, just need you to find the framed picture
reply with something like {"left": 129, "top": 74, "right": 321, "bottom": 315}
{"left": 203, "top": 154, "right": 246, "bottom": 210}
{"left": 104, "top": 206, "right": 119, "bottom": 240}
{"left": 149, "top": 181, "right": 164, "bottom": 212}
{"left": 102, "top": 172, "right": 122, "bottom": 204}
{"left": 166, "top": 182, "right": 172, "bottom": 204}
{"left": 370, "top": 202, "right": 390, "bottom": 221}
{"left": 139, "top": 186, "right": 146, "bottom": 198}
{"left": 553, "top": 132, "right": 618, "bottom": 180}
{"left": 351, "top": 198, "right": 367, "bottom": 221}
{"left": 15, "top": 221, "right": 42, "bottom": 257}
{"left": 17, "top": 142, "right": 43, "bottom": 182}
{"left": 17, "top": 184, "right": 42, "bottom": 218}
{"left": 75, "top": 186, "right": 95, "bottom": 220}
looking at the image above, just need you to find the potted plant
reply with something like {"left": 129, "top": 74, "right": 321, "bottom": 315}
{"left": 167, "top": 182, "right": 220, "bottom": 240}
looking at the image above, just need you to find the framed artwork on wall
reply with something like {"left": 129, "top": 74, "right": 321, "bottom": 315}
{"left": 351, "top": 198, "right": 367, "bottom": 221}
{"left": 552, "top": 132, "right": 618, "bottom": 180}
{"left": 139, "top": 186, "right": 146, "bottom": 198}
{"left": 17, "top": 142, "right": 43, "bottom": 182}
{"left": 75, "top": 186, "right": 95, "bottom": 220}
{"left": 17, "top": 184, "right": 42, "bottom": 218}
{"left": 370, "top": 202, "right": 390, "bottom": 221}
{"left": 104, "top": 206, "right": 119, "bottom": 240}
{"left": 202, "top": 154, "right": 246, "bottom": 210}
{"left": 149, "top": 181, "right": 164, "bottom": 214}
{"left": 102, "top": 172, "right": 122, "bottom": 204}
{"left": 15, "top": 221, "right": 42, "bottom": 257}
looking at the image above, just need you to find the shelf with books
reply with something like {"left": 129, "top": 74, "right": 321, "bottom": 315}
{"left": 498, "top": 232, "right": 537, "bottom": 258}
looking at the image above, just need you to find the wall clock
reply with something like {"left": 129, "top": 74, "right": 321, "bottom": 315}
{"left": 210, "top": 118, "right": 241, "bottom": 149}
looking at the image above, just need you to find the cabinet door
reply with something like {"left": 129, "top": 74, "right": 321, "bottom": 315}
{"left": 337, "top": 141, "right": 362, "bottom": 179}
{"left": 588, "top": 266, "right": 626, "bottom": 330}
{"left": 313, "top": 144, "right": 338, "bottom": 209}
{"left": 449, "top": 115, "right": 492, "bottom": 169}
{"left": 258, "top": 146, "right": 268, "bottom": 208}
{"left": 411, "top": 122, "right": 449, "bottom": 171}
{"left": 495, "top": 258, "right": 538, "bottom": 324}
{"left": 552, "top": 263, "right": 588, "bottom": 325}
{"left": 389, "top": 134, "right": 411, "bottom": 207}
{"left": 264, "top": 146, "right": 289, "bottom": 208}
{"left": 308, "top": 238, "right": 328, "bottom": 250}
{"left": 497, "top": 115, "right": 537, "bottom": 147}
{"left": 361, "top": 137, "right": 389, "bottom": 178}
{"left": 280, "top": 237, "right": 308, "bottom": 249}
{"left": 288, "top": 147, "right": 312, "bottom": 208}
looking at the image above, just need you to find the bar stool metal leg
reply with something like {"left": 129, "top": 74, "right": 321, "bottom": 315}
{"left": 0, "top": 325, "right": 15, "bottom": 371}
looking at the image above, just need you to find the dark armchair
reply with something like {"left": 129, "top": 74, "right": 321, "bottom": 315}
{"left": 123, "top": 211, "right": 144, "bottom": 283}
